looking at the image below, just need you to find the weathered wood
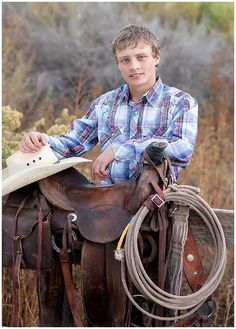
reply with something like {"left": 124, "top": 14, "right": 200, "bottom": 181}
{"left": 189, "top": 208, "right": 234, "bottom": 248}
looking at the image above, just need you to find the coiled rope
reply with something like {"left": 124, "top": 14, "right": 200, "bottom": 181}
{"left": 115, "top": 184, "right": 227, "bottom": 322}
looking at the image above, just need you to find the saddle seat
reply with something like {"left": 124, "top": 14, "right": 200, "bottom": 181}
{"left": 39, "top": 162, "right": 166, "bottom": 326}
{"left": 39, "top": 162, "right": 164, "bottom": 243}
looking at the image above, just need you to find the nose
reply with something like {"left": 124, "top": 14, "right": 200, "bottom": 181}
{"left": 130, "top": 58, "right": 140, "bottom": 71}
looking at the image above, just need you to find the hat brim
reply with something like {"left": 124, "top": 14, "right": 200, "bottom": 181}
{"left": 2, "top": 157, "right": 92, "bottom": 196}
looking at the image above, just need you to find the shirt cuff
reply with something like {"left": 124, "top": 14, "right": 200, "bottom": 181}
{"left": 45, "top": 134, "right": 64, "bottom": 160}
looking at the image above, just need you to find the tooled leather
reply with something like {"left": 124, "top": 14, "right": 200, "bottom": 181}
{"left": 183, "top": 228, "right": 205, "bottom": 291}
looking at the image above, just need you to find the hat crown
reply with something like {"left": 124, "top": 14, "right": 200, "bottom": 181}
{"left": 6, "top": 144, "right": 58, "bottom": 175}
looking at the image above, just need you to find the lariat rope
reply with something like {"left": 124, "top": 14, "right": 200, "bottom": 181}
{"left": 115, "top": 184, "right": 227, "bottom": 322}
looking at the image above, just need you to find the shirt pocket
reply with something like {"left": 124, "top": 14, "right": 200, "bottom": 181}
{"left": 139, "top": 108, "right": 166, "bottom": 138}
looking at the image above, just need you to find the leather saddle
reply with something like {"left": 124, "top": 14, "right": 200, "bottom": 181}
{"left": 2, "top": 153, "right": 169, "bottom": 327}
{"left": 38, "top": 159, "right": 167, "bottom": 244}
{"left": 2, "top": 152, "right": 214, "bottom": 327}
{"left": 38, "top": 157, "right": 168, "bottom": 327}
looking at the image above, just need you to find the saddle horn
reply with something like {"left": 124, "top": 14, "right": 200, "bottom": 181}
{"left": 145, "top": 141, "right": 168, "bottom": 165}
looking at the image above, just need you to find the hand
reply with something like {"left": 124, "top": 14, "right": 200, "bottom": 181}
{"left": 91, "top": 145, "right": 115, "bottom": 180}
{"left": 19, "top": 131, "right": 47, "bottom": 153}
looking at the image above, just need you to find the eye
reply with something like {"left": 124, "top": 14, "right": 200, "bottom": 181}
{"left": 120, "top": 58, "right": 129, "bottom": 64}
{"left": 138, "top": 55, "right": 146, "bottom": 60}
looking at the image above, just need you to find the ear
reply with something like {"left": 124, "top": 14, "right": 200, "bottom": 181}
{"left": 154, "top": 54, "right": 160, "bottom": 66}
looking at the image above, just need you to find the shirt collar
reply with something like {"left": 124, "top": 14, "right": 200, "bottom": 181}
{"left": 145, "top": 77, "right": 163, "bottom": 107}
{"left": 117, "top": 77, "right": 164, "bottom": 107}
{"left": 116, "top": 84, "right": 130, "bottom": 105}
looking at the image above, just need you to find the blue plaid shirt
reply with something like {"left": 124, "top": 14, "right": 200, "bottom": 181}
{"left": 47, "top": 78, "right": 198, "bottom": 184}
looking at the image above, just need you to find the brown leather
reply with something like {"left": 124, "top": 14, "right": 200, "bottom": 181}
{"left": 81, "top": 240, "right": 128, "bottom": 327}
{"left": 59, "top": 249, "right": 83, "bottom": 326}
{"left": 127, "top": 164, "right": 164, "bottom": 213}
{"left": 143, "top": 151, "right": 171, "bottom": 188}
{"left": 147, "top": 181, "right": 169, "bottom": 327}
{"left": 183, "top": 228, "right": 205, "bottom": 291}
{"left": 155, "top": 207, "right": 169, "bottom": 326}
{"left": 3, "top": 185, "right": 54, "bottom": 270}
{"left": 11, "top": 192, "right": 45, "bottom": 326}
{"left": 12, "top": 251, "right": 22, "bottom": 326}
{"left": 59, "top": 218, "right": 84, "bottom": 327}
{"left": 12, "top": 195, "right": 31, "bottom": 327}
{"left": 38, "top": 162, "right": 170, "bottom": 327}
{"left": 39, "top": 164, "right": 167, "bottom": 244}
{"left": 172, "top": 228, "right": 211, "bottom": 327}
{"left": 35, "top": 193, "right": 44, "bottom": 326}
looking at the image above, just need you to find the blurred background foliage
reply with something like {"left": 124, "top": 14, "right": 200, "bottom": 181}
{"left": 2, "top": 2, "right": 233, "bottom": 208}
{"left": 2, "top": 2, "right": 234, "bottom": 327}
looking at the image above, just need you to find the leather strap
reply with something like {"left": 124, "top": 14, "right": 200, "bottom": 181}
{"left": 11, "top": 191, "right": 50, "bottom": 327}
{"left": 35, "top": 193, "right": 44, "bottom": 326}
{"left": 143, "top": 151, "right": 171, "bottom": 188}
{"left": 143, "top": 188, "right": 213, "bottom": 327}
{"left": 12, "top": 195, "right": 29, "bottom": 327}
{"left": 12, "top": 242, "right": 22, "bottom": 326}
{"left": 173, "top": 228, "right": 214, "bottom": 327}
{"left": 144, "top": 180, "right": 169, "bottom": 326}
{"left": 155, "top": 205, "right": 169, "bottom": 326}
{"left": 59, "top": 219, "right": 83, "bottom": 327}
{"left": 183, "top": 228, "right": 205, "bottom": 291}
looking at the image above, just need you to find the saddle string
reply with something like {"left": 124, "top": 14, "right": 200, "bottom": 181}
{"left": 12, "top": 194, "right": 30, "bottom": 327}
{"left": 11, "top": 191, "right": 48, "bottom": 327}
{"left": 59, "top": 214, "right": 84, "bottom": 327}
{"left": 150, "top": 182, "right": 169, "bottom": 326}
{"left": 116, "top": 184, "right": 226, "bottom": 323}
{"left": 35, "top": 192, "right": 44, "bottom": 327}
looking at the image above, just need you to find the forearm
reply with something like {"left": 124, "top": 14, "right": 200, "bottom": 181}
{"left": 46, "top": 103, "right": 99, "bottom": 158}
{"left": 112, "top": 98, "right": 198, "bottom": 171}
{"left": 46, "top": 134, "right": 85, "bottom": 159}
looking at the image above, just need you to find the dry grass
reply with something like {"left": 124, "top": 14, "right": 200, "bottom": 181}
{"left": 2, "top": 268, "right": 38, "bottom": 327}
{"left": 2, "top": 248, "right": 233, "bottom": 327}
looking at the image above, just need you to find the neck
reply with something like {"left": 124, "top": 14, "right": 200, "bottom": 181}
{"left": 129, "top": 78, "right": 156, "bottom": 102}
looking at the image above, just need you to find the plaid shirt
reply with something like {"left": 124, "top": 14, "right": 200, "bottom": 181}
{"left": 47, "top": 77, "right": 198, "bottom": 184}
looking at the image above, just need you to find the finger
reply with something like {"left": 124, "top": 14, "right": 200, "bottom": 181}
{"left": 20, "top": 138, "right": 36, "bottom": 152}
{"left": 99, "top": 163, "right": 109, "bottom": 177}
{"left": 19, "top": 140, "right": 30, "bottom": 152}
{"left": 30, "top": 132, "right": 44, "bottom": 148}
{"left": 95, "top": 168, "right": 109, "bottom": 179}
{"left": 92, "top": 162, "right": 108, "bottom": 180}
{"left": 39, "top": 133, "right": 47, "bottom": 145}
{"left": 22, "top": 134, "right": 40, "bottom": 152}
{"left": 94, "top": 172, "right": 108, "bottom": 180}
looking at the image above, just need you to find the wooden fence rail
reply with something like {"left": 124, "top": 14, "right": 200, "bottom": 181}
{"left": 189, "top": 208, "right": 234, "bottom": 248}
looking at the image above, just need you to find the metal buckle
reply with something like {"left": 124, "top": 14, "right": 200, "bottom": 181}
{"left": 151, "top": 194, "right": 165, "bottom": 208}
{"left": 52, "top": 231, "right": 78, "bottom": 253}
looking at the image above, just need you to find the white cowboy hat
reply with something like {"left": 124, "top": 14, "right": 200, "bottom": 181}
{"left": 2, "top": 144, "right": 92, "bottom": 196}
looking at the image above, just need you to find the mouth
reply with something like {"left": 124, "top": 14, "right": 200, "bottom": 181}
{"left": 129, "top": 73, "right": 144, "bottom": 78}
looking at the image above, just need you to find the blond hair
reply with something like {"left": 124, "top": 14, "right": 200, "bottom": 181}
{"left": 112, "top": 24, "right": 160, "bottom": 60}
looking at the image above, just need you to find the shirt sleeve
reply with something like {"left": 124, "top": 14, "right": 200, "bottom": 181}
{"left": 46, "top": 99, "right": 99, "bottom": 159}
{"left": 112, "top": 95, "right": 198, "bottom": 175}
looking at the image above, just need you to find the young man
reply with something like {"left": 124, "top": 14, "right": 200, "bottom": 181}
{"left": 20, "top": 24, "right": 198, "bottom": 184}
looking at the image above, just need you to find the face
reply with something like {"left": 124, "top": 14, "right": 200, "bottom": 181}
{"left": 116, "top": 42, "right": 160, "bottom": 96}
